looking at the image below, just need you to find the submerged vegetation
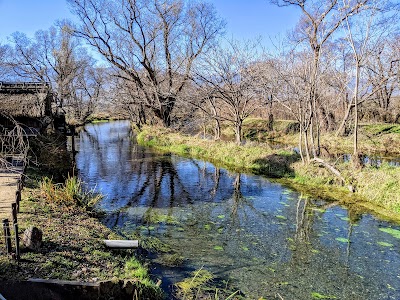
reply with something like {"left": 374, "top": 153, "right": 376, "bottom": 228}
{"left": 175, "top": 268, "right": 242, "bottom": 300}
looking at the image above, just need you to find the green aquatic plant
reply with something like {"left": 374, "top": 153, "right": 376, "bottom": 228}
{"left": 204, "top": 224, "right": 212, "bottom": 230}
{"left": 160, "top": 253, "right": 185, "bottom": 267}
{"left": 379, "top": 227, "right": 400, "bottom": 239}
{"left": 311, "top": 292, "right": 337, "bottom": 299}
{"left": 141, "top": 236, "right": 172, "bottom": 253}
{"left": 335, "top": 237, "right": 350, "bottom": 243}
{"left": 377, "top": 241, "right": 394, "bottom": 247}
{"left": 214, "top": 246, "right": 224, "bottom": 251}
{"left": 143, "top": 209, "right": 179, "bottom": 225}
{"left": 175, "top": 268, "right": 214, "bottom": 299}
{"left": 174, "top": 268, "right": 242, "bottom": 300}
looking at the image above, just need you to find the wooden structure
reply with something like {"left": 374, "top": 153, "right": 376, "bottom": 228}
{"left": 0, "top": 81, "right": 56, "bottom": 133}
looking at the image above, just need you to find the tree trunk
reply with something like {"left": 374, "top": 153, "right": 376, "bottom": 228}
{"left": 353, "top": 61, "right": 360, "bottom": 158}
{"left": 154, "top": 96, "right": 175, "bottom": 127}
{"left": 267, "top": 113, "right": 274, "bottom": 131}
{"left": 299, "top": 124, "right": 305, "bottom": 164}
{"left": 214, "top": 119, "right": 221, "bottom": 140}
{"left": 234, "top": 121, "right": 242, "bottom": 145}
{"left": 336, "top": 102, "right": 353, "bottom": 137}
{"left": 209, "top": 99, "right": 221, "bottom": 140}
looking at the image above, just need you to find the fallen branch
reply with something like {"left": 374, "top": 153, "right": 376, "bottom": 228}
{"left": 311, "top": 157, "right": 354, "bottom": 192}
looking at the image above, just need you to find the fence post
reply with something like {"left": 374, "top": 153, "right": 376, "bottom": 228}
{"left": 11, "top": 203, "right": 18, "bottom": 225}
{"left": 2, "top": 219, "right": 12, "bottom": 254}
{"left": 17, "top": 175, "right": 23, "bottom": 191}
{"left": 14, "top": 223, "right": 20, "bottom": 261}
{"left": 15, "top": 191, "right": 21, "bottom": 213}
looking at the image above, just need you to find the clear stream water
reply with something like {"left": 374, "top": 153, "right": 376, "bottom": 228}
{"left": 75, "top": 121, "right": 400, "bottom": 300}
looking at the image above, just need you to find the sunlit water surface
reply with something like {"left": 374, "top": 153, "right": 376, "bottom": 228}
{"left": 76, "top": 121, "right": 400, "bottom": 299}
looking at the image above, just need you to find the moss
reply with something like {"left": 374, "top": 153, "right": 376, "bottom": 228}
{"left": 159, "top": 253, "right": 185, "bottom": 267}
{"left": 140, "top": 236, "right": 172, "bottom": 253}
{"left": 143, "top": 209, "right": 179, "bottom": 225}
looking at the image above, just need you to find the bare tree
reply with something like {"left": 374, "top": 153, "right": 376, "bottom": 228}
{"left": 0, "top": 43, "right": 12, "bottom": 79}
{"left": 68, "top": 0, "right": 224, "bottom": 127}
{"left": 111, "top": 77, "right": 150, "bottom": 128}
{"left": 341, "top": 0, "right": 397, "bottom": 158}
{"left": 270, "top": 0, "right": 372, "bottom": 161}
{"left": 366, "top": 36, "right": 400, "bottom": 122}
{"left": 8, "top": 23, "right": 103, "bottom": 123}
{"left": 195, "top": 40, "right": 262, "bottom": 144}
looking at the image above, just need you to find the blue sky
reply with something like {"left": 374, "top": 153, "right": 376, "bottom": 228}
{"left": 0, "top": 0, "right": 300, "bottom": 46}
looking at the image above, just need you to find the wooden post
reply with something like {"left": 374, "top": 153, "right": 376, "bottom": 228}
{"left": 2, "top": 219, "right": 12, "bottom": 254}
{"left": 18, "top": 174, "right": 24, "bottom": 190}
{"left": 70, "top": 125, "right": 77, "bottom": 166}
{"left": 14, "top": 223, "right": 20, "bottom": 261}
{"left": 71, "top": 125, "right": 76, "bottom": 153}
{"left": 15, "top": 191, "right": 21, "bottom": 213}
{"left": 12, "top": 203, "right": 18, "bottom": 225}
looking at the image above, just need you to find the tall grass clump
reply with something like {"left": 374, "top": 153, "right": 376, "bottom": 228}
{"left": 355, "top": 164, "right": 400, "bottom": 213}
{"left": 175, "top": 268, "right": 241, "bottom": 300}
{"left": 122, "top": 257, "right": 163, "bottom": 299}
{"left": 39, "top": 175, "right": 102, "bottom": 210}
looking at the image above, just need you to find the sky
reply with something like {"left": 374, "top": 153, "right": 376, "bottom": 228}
{"left": 0, "top": 0, "right": 300, "bottom": 47}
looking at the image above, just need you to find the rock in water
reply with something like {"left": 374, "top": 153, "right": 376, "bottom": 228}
{"left": 22, "top": 226, "right": 42, "bottom": 251}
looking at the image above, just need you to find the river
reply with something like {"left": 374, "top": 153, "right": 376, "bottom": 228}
{"left": 75, "top": 120, "right": 400, "bottom": 299}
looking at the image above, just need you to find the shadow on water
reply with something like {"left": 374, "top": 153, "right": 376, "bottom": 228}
{"left": 252, "top": 153, "right": 299, "bottom": 177}
{"left": 76, "top": 121, "right": 400, "bottom": 300}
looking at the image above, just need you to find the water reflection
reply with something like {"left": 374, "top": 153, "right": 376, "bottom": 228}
{"left": 76, "top": 121, "right": 400, "bottom": 300}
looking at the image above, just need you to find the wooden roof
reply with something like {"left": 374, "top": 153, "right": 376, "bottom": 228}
{"left": 0, "top": 82, "right": 52, "bottom": 118}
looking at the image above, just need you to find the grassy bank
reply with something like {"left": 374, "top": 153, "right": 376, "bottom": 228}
{"left": 237, "top": 118, "right": 400, "bottom": 155}
{"left": 0, "top": 172, "right": 163, "bottom": 299}
{"left": 137, "top": 125, "right": 400, "bottom": 220}
{"left": 137, "top": 126, "right": 299, "bottom": 178}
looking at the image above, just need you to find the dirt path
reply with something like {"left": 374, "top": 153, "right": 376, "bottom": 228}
{"left": 0, "top": 167, "right": 23, "bottom": 221}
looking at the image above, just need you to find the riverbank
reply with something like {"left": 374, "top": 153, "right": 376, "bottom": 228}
{"left": 0, "top": 168, "right": 163, "bottom": 299}
{"left": 238, "top": 118, "right": 400, "bottom": 155}
{"left": 137, "top": 125, "right": 400, "bottom": 221}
